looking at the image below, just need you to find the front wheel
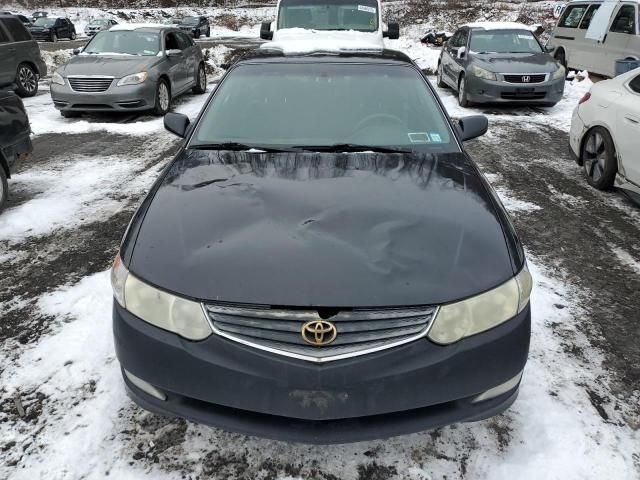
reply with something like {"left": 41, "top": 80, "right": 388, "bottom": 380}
{"left": 194, "top": 29, "right": 200, "bottom": 39}
{"left": 70, "top": 31, "right": 76, "bottom": 40}
{"left": 152, "top": 79, "right": 171, "bottom": 116}
{"left": 192, "top": 65, "right": 206, "bottom": 94}
{"left": 206, "top": 27, "right": 210, "bottom": 37}
{"left": 51, "top": 32, "right": 58, "bottom": 42}
{"left": 0, "top": 165, "right": 8, "bottom": 214}
{"left": 436, "top": 62, "right": 447, "bottom": 88}
{"left": 458, "top": 74, "right": 470, "bottom": 107}
{"left": 15, "top": 63, "right": 38, "bottom": 97}
{"left": 581, "top": 127, "right": 617, "bottom": 190}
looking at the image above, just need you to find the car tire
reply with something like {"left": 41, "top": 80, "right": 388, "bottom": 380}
{"left": 70, "top": 31, "right": 76, "bottom": 40}
{"left": 581, "top": 127, "right": 617, "bottom": 190}
{"left": 51, "top": 32, "right": 57, "bottom": 42}
{"left": 206, "top": 27, "right": 210, "bottom": 37}
{"left": 153, "top": 79, "right": 171, "bottom": 116}
{"left": 436, "top": 62, "right": 447, "bottom": 88}
{"left": 554, "top": 50, "right": 568, "bottom": 73}
{"left": 0, "top": 164, "right": 7, "bottom": 214}
{"left": 458, "top": 74, "right": 470, "bottom": 107}
{"left": 61, "top": 110, "right": 79, "bottom": 118}
{"left": 15, "top": 63, "right": 38, "bottom": 97}
{"left": 192, "top": 64, "right": 206, "bottom": 94}
{"left": 194, "top": 29, "right": 200, "bottom": 39}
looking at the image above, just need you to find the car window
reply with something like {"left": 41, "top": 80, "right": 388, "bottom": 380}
{"left": 579, "top": 4, "right": 600, "bottom": 29}
{"left": 470, "top": 30, "right": 542, "bottom": 54}
{"left": 192, "top": 63, "right": 457, "bottom": 153}
{"left": 34, "top": 18, "right": 55, "bottom": 27}
{"left": 0, "top": 17, "right": 30, "bottom": 41}
{"left": 0, "top": 25, "right": 8, "bottom": 43}
{"left": 177, "top": 32, "right": 193, "bottom": 49}
{"left": 610, "top": 5, "right": 636, "bottom": 34}
{"left": 277, "top": 0, "right": 379, "bottom": 33}
{"left": 559, "top": 4, "right": 588, "bottom": 28}
{"left": 165, "top": 32, "right": 181, "bottom": 50}
{"left": 458, "top": 29, "right": 469, "bottom": 48}
{"left": 630, "top": 74, "right": 640, "bottom": 94}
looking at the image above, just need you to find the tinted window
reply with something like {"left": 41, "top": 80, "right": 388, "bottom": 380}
{"left": 559, "top": 5, "right": 588, "bottom": 28}
{"left": 0, "top": 25, "right": 8, "bottom": 43}
{"left": 458, "top": 29, "right": 469, "bottom": 47}
{"left": 165, "top": 32, "right": 181, "bottom": 50}
{"left": 579, "top": 4, "right": 600, "bottom": 29}
{"left": 193, "top": 63, "right": 456, "bottom": 153}
{"left": 470, "top": 30, "right": 542, "bottom": 54}
{"left": 177, "top": 32, "right": 193, "bottom": 49}
{"left": 34, "top": 18, "right": 55, "bottom": 27}
{"left": 630, "top": 75, "right": 640, "bottom": 94}
{"left": 610, "top": 5, "right": 636, "bottom": 34}
{"left": 1, "top": 17, "right": 30, "bottom": 41}
{"left": 182, "top": 16, "right": 199, "bottom": 25}
{"left": 277, "top": 0, "right": 378, "bottom": 32}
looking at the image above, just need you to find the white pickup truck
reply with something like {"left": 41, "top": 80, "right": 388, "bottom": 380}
{"left": 260, "top": 0, "right": 399, "bottom": 49}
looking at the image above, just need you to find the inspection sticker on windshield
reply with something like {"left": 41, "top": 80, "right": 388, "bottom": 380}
{"left": 358, "top": 5, "right": 377, "bottom": 14}
{"left": 408, "top": 133, "right": 431, "bottom": 144}
{"left": 430, "top": 133, "right": 443, "bottom": 143}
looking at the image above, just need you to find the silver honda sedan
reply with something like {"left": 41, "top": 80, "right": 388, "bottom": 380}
{"left": 50, "top": 24, "right": 207, "bottom": 117}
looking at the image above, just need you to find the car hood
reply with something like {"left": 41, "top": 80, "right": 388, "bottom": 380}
{"left": 58, "top": 55, "right": 161, "bottom": 78}
{"left": 127, "top": 151, "right": 517, "bottom": 307}
{"left": 473, "top": 52, "right": 559, "bottom": 73}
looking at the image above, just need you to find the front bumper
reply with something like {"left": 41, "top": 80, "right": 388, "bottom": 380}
{"left": 466, "top": 74, "right": 565, "bottom": 105}
{"left": 114, "top": 302, "right": 531, "bottom": 443}
{"left": 30, "top": 31, "right": 53, "bottom": 41}
{"left": 50, "top": 80, "right": 156, "bottom": 112}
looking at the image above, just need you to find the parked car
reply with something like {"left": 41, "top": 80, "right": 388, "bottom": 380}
{"left": 50, "top": 24, "right": 206, "bottom": 117}
{"left": 0, "top": 86, "right": 32, "bottom": 213}
{"left": 2, "top": 13, "right": 32, "bottom": 27}
{"left": 111, "top": 48, "right": 532, "bottom": 444}
{"left": 0, "top": 13, "right": 47, "bottom": 97}
{"left": 162, "top": 17, "right": 180, "bottom": 27}
{"left": 178, "top": 16, "right": 210, "bottom": 38}
{"left": 569, "top": 67, "right": 640, "bottom": 202}
{"left": 84, "top": 18, "right": 118, "bottom": 37}
{"left": 547, "top": 0, "right": 639, "bottom": 78}
{"left": 437, "top": 22, "right": 566, "bottom": 107}
{"left": 31, "top": 11, "right": 48, "bottom": 20}
{"left": 260, "top": 0, "right": 399, "bottom": 47}
{"left": 29, "top": 16, "right": 76, "bottom": 42}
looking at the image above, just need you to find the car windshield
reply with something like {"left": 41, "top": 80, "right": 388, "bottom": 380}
{"left": 182, "top": 16, "right": 199, "bottom": 24}
{"left": 277, "top": 0, "right": 379, "bottom": 32}
{"left": 92, "top": 19, "right": 109, "bottom": 25}
{"left": 469, "top": 29, "right": 542, "bottom": 54}
{"left": 84, "top": 31, "right": 160, "bottom": 56}
{"left": 191, "top": 63, "right": 456, "bottom": 153}
{"left": 34, "top": 18, "right": 55, "bottom": 27}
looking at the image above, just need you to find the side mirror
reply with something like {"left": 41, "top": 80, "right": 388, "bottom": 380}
{"left": 384, "top": 22, "right": 400, "bottom": 39}
{"left": 164, "top": 113, "right": 190, "bottom": 138}
{"left": 166, "top": 49, "right": 182, "bottom": 57}
{"left": 458, "top": 115, "right": 488, "bottom": 141}
{"left": 260, "top": 21, "right": 273, "bottom": 40}
{"left": 73, "top": 48, "right": 80, "bottom": 55}
{"left": 457, "top": 46, "right": 466, "bottom": 59}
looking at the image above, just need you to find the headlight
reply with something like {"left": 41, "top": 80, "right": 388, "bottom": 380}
{"left": 110, "top": 254, "right": 212, "bottom": 341}
{"left": 469, "top": 65, "right": 497, "bottom": 81}
{"left": 117, "top": 72, "right": 148, "bottom": 86}
{"left": 552, "top": 65, "right": 566, "bottom": 80}
{"left": 51, "top": 71, "right": 65, "bottom": 85}
{"left": 428, "top": 265, "right": 533, "bottom": 345}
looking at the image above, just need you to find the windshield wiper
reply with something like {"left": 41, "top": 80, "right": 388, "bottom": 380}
{"left": 189, "top": 142, "right": 299, "bottom": 153}
{"left": 293, "top": 144, "right": 411, "bottom": 154}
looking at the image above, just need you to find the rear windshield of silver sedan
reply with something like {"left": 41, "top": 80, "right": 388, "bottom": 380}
{"left": 192, "top": 63, "right": 457, "bottom": 152}
{"left": 470, "top": 29, "right": 542, "bottom": 54}
{"left": 84, "top": 31, "right": 160, "bottom": 56}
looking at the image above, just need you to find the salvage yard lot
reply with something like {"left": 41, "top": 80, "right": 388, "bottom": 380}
{"left": 1, "top": 12, "right": 640, "bottom": 480}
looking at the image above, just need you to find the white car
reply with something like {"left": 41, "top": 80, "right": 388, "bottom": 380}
{"left": 569, "top": 68, "right": 640, "bottom": 201}
{"left": 259, "top": 0, "right": 399, "bottom": 49}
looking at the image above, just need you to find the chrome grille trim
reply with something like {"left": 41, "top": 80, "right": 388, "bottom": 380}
{"left": 500, "top": 73, "right": 549, "bottom": 84}
{"left": 68, "top": 76, "right": 114, "bottom": 93}
{"left": 202, "top": 304, "right": 438, "bottom": 363}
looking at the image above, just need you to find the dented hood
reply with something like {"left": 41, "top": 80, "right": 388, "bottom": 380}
{"left": 128, "top": 151, "right": 516, "bottom": 307}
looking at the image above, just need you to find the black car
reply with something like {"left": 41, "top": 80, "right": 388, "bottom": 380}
{"left": 30, "top": 16, "right": 76, "bottom": 42}
{"left": 32, "top": 11, "right": 48, "bottom": 20}
{"left": 0, "top": 14, "right": 47, "bottom": 97}
{"left": 178, "top": 16, "right": 210, "bottom": 38}
{"left": 111, "top": 49, "right": 532, "bottom": 444}
{"left": 0, "top": 86, "right": 32, "bottom": 213}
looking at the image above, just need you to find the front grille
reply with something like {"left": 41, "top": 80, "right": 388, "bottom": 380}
{"left": 501, "top": 91, "right": 546, "bottom": 100}
{"left": 503, "top": 74, "right": 547, "bottom": 84}
{"left": 68, "top": 77, "right": 113, "bottom": 93}
{"left": 205, "top": 305, "right": 437, "bottom": 362}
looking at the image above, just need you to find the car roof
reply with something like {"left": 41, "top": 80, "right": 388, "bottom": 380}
{"left": 233, "top": 48, "right": 415, "bottom": 66}
{"left": 463, "top": 22, "right": 537, "bottom": 31}
{"left": 109, "top": 23, "right": 174, "bottom": 32}
{"left": 567, "top": 0, "right": 640, "bottom": 3}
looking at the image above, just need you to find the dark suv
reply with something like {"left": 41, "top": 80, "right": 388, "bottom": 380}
{"left": 0, "top": 14, "right": 47, "bottom": 97}
{"left": 30, "top": 16, "right": 76, "bottom": 42}
{"left": 179, "top": 16, "right": 210, "bottom": 38}
{"left": 0, "top": 86, "right": 32, "bottom": 213}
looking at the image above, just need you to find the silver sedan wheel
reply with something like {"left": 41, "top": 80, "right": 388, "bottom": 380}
{"left": 18, "top": 66, "right": 37, "bottom": 95}
{"left": 158, "top": 83, "right": 170, "bottom": 111}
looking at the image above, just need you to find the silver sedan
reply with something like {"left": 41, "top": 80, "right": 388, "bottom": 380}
{"left": 50, "top": 24, "right": 207, "bottom": 117}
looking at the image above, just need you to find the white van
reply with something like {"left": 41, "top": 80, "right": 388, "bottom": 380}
{"left": 260, "top": 0, "right": 399, "bottom": 48}
{"left": 547, "top": 0, "right": 639, "bottom": 77}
